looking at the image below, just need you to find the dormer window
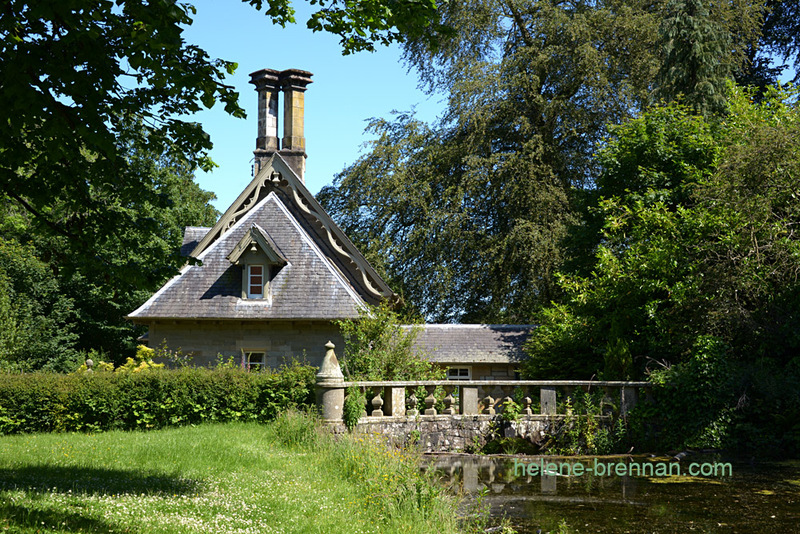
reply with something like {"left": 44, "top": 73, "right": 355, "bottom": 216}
{"left": 248, "top": 265, "right": 264, "bottom": 298}
{"left": 227, "top": 224, "right": 288, "bottom": 301}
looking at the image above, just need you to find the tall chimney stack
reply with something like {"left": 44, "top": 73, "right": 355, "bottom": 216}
{"left": 250, "top": 69, "right": 280, "bottom": 153}
{"left": 249, "top": 68, "right": 313, "bottom": 182}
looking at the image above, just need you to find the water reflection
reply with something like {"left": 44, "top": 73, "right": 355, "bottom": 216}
{"left": 423, "top": 454, "right": 800, "bottom": 533}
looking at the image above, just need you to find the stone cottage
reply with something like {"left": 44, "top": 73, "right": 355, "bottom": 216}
{"left": 127, "top": 68, "right": 532, "bottom": 378}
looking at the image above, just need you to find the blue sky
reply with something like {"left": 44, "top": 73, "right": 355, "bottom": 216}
{"left": 182, "top": 1, "right": 446, "bottom": 211}
{"left": 182, "top": 3, "right": 797, "bottom": 213}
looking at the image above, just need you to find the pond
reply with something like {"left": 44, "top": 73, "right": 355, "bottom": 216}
{"left": 423, "top": 454, "right": 800, "bottom": 533}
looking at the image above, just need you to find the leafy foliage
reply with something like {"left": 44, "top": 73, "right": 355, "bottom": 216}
{"left": 526, "top": 86, "right": 800, "bottom": 379}
{"left": 302, "top": 0, "right": 449, "bottom": 54}
{"left": 642, "top": 336, "right": 739, "bottom": 449}
{"left": 336, "top": 303, "right": 440, "bottom": 380}
{"left": 0, "top": 238, "right": 79, "bottom": 373}
{"left": 320, "top": 0, "right": 764, "bottom": 323}
{"left": 525, "top": 86, "right": 800, "bottom": 454}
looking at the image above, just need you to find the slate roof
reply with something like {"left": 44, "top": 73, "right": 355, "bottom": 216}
{"left": 189, "top": 154, "right": 392, "bottom": 302}
{"left": 129, "top": 154, "right": 395, "bottom": 322}
{"left": 409, "top": 324, "right": 535, "bottom": 364}
{"left": 128, "top": 192, "right": 365, "bottom": 320}
{"left": 180, "top": 226, "right": 210, "bottom": 257}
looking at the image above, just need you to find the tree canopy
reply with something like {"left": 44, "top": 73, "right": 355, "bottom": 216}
{"left": 0, "top": 0, "right": 447, "bottom": 366}
{"left": 319, "top": 0, "right": 766, "bottom": 322}
{"left": 524, "top": 86, "right": 800, "bottom": 380}
{"left": 0, "top": 123, "right": 220, "bottom": 362}
{"left": 0, "top": 0, "right": 445, "bottom": 286}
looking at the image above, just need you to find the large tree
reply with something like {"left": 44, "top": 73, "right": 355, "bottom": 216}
{"left": 0, "top": 0, "right": 445, "bottom": 361}
{"left": 656, "top": 0, "right": 746, "bottom": 115}
{"left": 524, "top": 85, "right": 800, "bottom": 380}
{"left": 0, "top": 121, "right": 220, "bottom": 361}
{"left": 319, "top": 0, "right": 763, "bottom": 322}
{"left": 0, "top": 0, "right": 444, "bottom": 287}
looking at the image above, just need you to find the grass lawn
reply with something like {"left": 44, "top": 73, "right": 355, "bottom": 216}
{"left": 0, "top": 412, "right": 463, "bottom": 533}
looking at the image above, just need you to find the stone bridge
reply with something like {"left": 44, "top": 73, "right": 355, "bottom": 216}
{"left": 315, "top": 342, "right": 652, "bottom": 453}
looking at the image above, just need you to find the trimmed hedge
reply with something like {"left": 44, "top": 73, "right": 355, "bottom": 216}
{"left": 0, "top": 364, "right": 317, "bottom": 434}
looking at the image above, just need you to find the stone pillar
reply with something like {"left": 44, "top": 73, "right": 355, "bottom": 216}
{"left": 249, "top": 68, "right": 281, "bottom": 176}
{"left": 315, "top": 341, "right": 345, "bottom": 422}
{"left": 460, "top": 385, "right": 479, "bottom": 415}
{"left": 621, "top": 386, "right": 638, "bottom": 418}
{"left": 540, "top": 386, "right": 557, "bottom": 416}
{"left": 279, "top": 69, "right": 313, "bottom": 182}
{"left": 383, "top": 386, "right": 406, "bottom": 417}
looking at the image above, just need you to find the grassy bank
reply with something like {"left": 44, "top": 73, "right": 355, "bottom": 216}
{"left": 0, "top": 412, "right": 462, "bottom": 533}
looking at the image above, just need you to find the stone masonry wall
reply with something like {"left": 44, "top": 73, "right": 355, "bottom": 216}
{"left": 148, "top": 320, "right": 343, "bottom": 369}
{"left": 327, "top": 415, "right": 565, "bottom": 453}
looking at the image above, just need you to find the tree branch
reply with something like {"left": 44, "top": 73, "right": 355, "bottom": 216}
{"left": 504, "top": 0, "right": 535, "bottom": 48}
{"left": 4, "top": 189, "right": 82, "bottom": 243}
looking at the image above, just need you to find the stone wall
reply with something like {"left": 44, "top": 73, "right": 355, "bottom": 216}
{"left": 327, "top": 415, "right": 565, "bottom": 453}
{"left": 148, "top": 320, "right": 343, "bottom": 368}
{"left": 146, "top": 322, "right": 520, "bottom": 376}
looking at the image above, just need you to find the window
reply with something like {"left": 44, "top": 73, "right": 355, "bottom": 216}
{"left": 245, "top": 351, "right": 266, "bottom": 371}
{"left": 247, "top": 265, "right": 264, "bottom": 299}
{"left": 447, "top": 367, "right": 471, "bottom": 380}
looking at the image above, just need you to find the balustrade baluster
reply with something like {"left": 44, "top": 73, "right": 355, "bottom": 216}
{"left": 407, "top": 391, "right": 419, "bottom": 416}
{"left": 371, "top": 388, "right": 384, "bottom": 417}
{"left": 523, "top": 395, "right": 533, "bottom": 415}
{"left": 424, "top": 385, "right": 438, "bottom": 415}
{"left": 501, "top": 384, "right": 514, "bottom": 414}
{"left": 483, "top": 395, "right": 496, "bottom": 415}
{"left": 443, "top": 385, "right": 456, "bottom": 415}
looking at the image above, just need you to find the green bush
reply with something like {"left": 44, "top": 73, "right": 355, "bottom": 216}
{"left": 629, "top": 338, "right": 800, "bottom": 456}
{"left": 0, "top": 362, "right": 316, "bottom": 435}
{"left": 336, "top": 302, "right": 441, "bottom": 381}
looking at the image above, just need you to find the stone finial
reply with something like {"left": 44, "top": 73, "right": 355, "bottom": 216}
{"left": 317, "top": 341, "right": 343, "bottom": 380}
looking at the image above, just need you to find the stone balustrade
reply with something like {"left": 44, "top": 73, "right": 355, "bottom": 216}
{"left": 315, "top": 342, "right": 651, "bottom": 425}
